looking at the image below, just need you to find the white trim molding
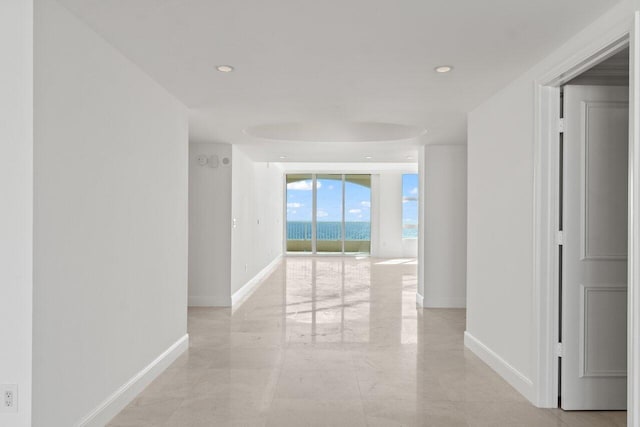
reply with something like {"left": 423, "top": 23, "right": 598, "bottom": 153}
{"left": 628, "top": 11, "right": 640, "bottom": 427}
{"left": 232, "top": 255, "right": 282, "bottom": 308}
{"left": 416, "top": 292, "right": 424, "bottom": 307}
{"left": 464, "top": 332, "right": 536, "bottom": 404}
{"left": 423, "top": 296, "right": 466, "bottom": 308}
{"left": 188, "top": 295, "right": 231, "bottom": 307}
{"left": 76, "top": 334, "right": 189, "bottom": 427}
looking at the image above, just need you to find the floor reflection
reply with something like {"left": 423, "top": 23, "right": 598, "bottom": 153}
{"left": 109, "top": 257, "right": 627, "bottom": 427}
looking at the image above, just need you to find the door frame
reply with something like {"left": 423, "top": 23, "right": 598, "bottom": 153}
{"left": 533, "top": 14, "right": 640, "bottom": 425}
{"left": 283, "top": 172, "right": 373, "bottom": 256}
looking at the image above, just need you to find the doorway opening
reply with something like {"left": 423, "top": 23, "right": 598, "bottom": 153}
{"left": 534, "top": 33, "right": 635, "bottom": 415}
{"left": 285, "top": 173, "right": 372, "bottom": 255}
{"left": 557, "top": 48, "right": 629, "bottom": 410}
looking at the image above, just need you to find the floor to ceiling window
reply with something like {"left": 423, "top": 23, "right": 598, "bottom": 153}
{"left": 316, "top": 174, "right": 343, "bottom": 253}
{"left": 344, "top": 174, "right": 371, "bottom": 253}
{"left": 402, "top": 174, "right": 419, "bottom": 239}
{"left": 286, "top": 174, "right": 313, "bottom": 253}
{"left": 286, "top": 174, "right": 371, "bottom": 254}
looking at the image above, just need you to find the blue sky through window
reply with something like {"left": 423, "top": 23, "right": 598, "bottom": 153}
{"left": 286, "top": 177, "right": 371, "bottom": 222}
{"left": 344, "top": 180, "right": 371, "bottom": 222}
{"left": 286, "top": 179, "right": 313, "bottom": 222}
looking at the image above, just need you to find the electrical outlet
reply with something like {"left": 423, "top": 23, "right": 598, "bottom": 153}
{"left": 1, "top": 384, "right": 17, "bottom": 413}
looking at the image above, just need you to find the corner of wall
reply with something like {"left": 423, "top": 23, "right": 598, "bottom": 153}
{"left": 77, "top": 335, "right": 188, "bottom": 427}
{"left": 464, "top": 331, "right": 536, "bottom": 404}
{"left": 231, "top": 254, "right": 282, "bottom": 309}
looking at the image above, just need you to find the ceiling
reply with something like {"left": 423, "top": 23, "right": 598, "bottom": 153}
{"left": 57, "top": 0, "right": 620, "bottom": 162}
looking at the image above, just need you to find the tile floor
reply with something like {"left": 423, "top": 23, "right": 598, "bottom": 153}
{"left": 108, "top": 257, "right": 627, "bottom": 426}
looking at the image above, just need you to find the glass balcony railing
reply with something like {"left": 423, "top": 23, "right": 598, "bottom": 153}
{"left": 286, "top": 221, "right": 371, "bottom": 253}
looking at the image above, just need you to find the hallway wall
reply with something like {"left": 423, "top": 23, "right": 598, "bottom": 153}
{"left": 0, "top": 1, "right": 33, "bottom": 426}
{"left": 189, "top": 142, "right": 233, "bottom": 306}
{"left": 33, "top": 0, "right": 189, "bottom": 425}
{"left": 467, "top": 71, "right": 536, "bottom": 397}
{"left": 421, "top": 145, "right": 467, "bottom": 308}
{"left": 231, "top": 147, "right": 284, "bottom": 297}
{"left": 466, "top": 0, "right": 639, "bottom": 406}
{"left": 188, "top": 145, "right": 284, "bottom": 306}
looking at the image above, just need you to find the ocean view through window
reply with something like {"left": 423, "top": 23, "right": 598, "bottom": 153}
{"left": 286, "top": 174, "right": 371, "bottom": 253}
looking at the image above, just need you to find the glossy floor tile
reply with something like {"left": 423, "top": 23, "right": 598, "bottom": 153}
{"left": 108, "top": 257, "right": 627, "bottom": 426}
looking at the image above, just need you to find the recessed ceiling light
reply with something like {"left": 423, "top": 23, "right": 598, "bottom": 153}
{"left": 279, "top": 156, "right": 287, "bottom": 159}
{"left": 406, "top": 156, "right": 413, "bottom": 160}
{"left": 434, "top": 65, "right": 453, "bottom": 73}
{"left": 364, "top": 156, "right": 373, "bottom": 160}
{"left": 216, "top": 65, "right": 234, "bottom": 73}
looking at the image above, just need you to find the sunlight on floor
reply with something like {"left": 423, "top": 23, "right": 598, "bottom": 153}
{"left": 108, "top": 257, "right": 626, "bottom": 427}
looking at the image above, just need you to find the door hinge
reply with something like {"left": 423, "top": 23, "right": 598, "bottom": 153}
{"left": 558, "top": 118, "right": 565, "bottom": 134}
{"left": 556, "top": 230, "right": 564, "bottom": 245}
{"left": 556, "top": 342, "right": 564, "bottom": 357}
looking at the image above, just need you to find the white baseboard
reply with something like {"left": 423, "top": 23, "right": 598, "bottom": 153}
{"left": 188, "top": 295, "right": 231, "bottom": 307}
{"left": 423, "top": 296, "right": 466, "bottom": 308}
{"left": 464, "top": 331, "right": 535, "bottom": 404}
{"left": 416, "top": 292, "right": 424, "bottom": 307}
{"left": 232, "top": 255, "right": 282, "bottom": 308}
{"left": 77, "top": 334, "right": 189, "bottom": 427}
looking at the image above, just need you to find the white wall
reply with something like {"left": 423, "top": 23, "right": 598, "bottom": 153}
{"left": 421, "top": 145, "right": 467, "bottom": 308}
{"left": 189, "top": 143, "right": 233, "bottom": 306}
{"left": 33, "top": 1, "right": 189, "bottom": 425}
{"left": 231, "top": 146, "right": 284, "bottom": 296}
{"left": 467, "top": 72, "right": 535, "bottom": 386}
{"left": 188, "top": 145, "right": 283, "bottom": 306}
{"left": 466, "top": 0, "right": 639, "bottom": 406}
{"left": 0, "top": 1, "right": 33, "bottom": 425}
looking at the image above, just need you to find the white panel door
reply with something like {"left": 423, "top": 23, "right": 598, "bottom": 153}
{"left": 562, "top": 85, "right": 629, "bottom": 410}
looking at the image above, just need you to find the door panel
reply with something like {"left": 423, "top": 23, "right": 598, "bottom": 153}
{"left": 316, "top": 174, "right": 343, "bottom": 253}
{"left": 582, "top": 101, "right": 629, "bottom": 260}
{"left": 562, "top": 85, "right": 628, "bottom": 410}
{"left": 580, "top": 285, "right": 628, "bottom": 378}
